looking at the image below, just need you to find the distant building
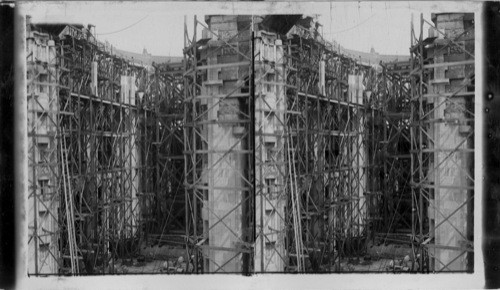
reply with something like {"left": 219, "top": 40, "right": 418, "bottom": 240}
{"left": 113, "top": 47, "right": 183, "bottom": 67}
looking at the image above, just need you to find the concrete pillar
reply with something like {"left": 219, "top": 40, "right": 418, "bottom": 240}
{"left": 428, "top": 13, "right": 474, "bottom": 271}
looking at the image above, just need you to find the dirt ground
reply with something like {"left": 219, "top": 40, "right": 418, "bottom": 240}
{"left": 116, "top": 259, "right": 165, "bottom": 274}
{"left": 338, "top": 258, "right": 394, "bottom": 272}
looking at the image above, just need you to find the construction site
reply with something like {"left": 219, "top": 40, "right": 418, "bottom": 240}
{"left": 25, "top": 12, "right": 475, "bottom": 275}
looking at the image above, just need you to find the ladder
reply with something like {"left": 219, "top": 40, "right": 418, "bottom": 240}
{"left": 287, "top": 134, "right": 305, "bottom": 272}
{"left": 60, "top": 132, "right": 80, "bottom": 274}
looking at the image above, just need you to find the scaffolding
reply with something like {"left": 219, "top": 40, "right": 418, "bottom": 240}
{"left": 27, "top": 20, "right": 185, "bottom": 275}
{"left": 253, "top": 28, "right": 288, "bottom": 272}
{"left": 148, "top": 61, "right": 186, "bottom": 245}
{"left": 183, "top": 15, "right": 414, "bottom": 273}
{"left": 378, "top": 60, "right": 413, "bottom": 242}
{"left": 27, "top": 12, "right": 475, "bottom": 275}
{"left": 410, "top": 13, "right": 474, "bottom": 272}
{"left": 183, "top": 15, "right": 255, "bottom": 273}
{"left": 284, "top": 22, "right": 383, "bottom": 272}
{"left": 27, "top": 24, "right": 61, "bottom": 274}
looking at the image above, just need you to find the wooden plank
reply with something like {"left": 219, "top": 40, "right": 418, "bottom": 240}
{"left": 423, "top": 60, "right": 474, "bottom": 69}
{"left": 195, "top": 61, "right": 250, "bottom": 71}
{"left": 199, "top": 245, "right": 252, "bottom": 253}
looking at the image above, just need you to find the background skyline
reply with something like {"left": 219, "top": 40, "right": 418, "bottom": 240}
{"left": 21, "top": 1, "right": 479, "bottom": 58}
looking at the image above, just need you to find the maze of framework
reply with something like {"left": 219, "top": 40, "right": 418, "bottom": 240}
{"left": 26, "top": 13, "right": 474, "bottom": 275}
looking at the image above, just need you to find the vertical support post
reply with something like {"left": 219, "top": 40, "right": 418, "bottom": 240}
{"left": 183, "top": 14, "right": 190, "bottom": 272}
{"left": 192, "top": 15, "right": 198, "bottom": 273}
{"left": 418, "top": 13, "right": 425, "bottom": 271}
{"left": 249, "top": 26, "right": 257, "bottom": 276}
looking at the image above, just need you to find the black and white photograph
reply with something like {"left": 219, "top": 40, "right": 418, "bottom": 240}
{"left": 0, "top": 0, "right": 491, "bottom": 289}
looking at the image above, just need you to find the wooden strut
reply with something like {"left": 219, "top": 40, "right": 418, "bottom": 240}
{"left": 61, "top": 131, "right": 80, "bottom": 274}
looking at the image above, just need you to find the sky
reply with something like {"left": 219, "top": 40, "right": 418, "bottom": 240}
{"left": 20, "top": 1, "right": 480, "bottom": 57}
{"left": 318, "top": 1, "right": 477, "bottom": 55}
{"left": 15, "top": 2, "right": 485, "bottom": 290}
